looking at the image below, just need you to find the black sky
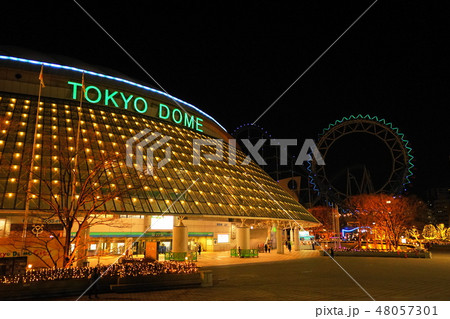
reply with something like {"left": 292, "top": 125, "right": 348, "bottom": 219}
{"left": 2, "top": 1, "right": 449, "bottom": 198}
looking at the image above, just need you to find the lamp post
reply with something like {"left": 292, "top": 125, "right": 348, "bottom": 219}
{"left": 386, "top": 199, "right": 392, "bottom": 250}
{"left": 331, "top": 205, "right": 340, "bottom": 249}
{"left": 372, "top": 222, "right": 377, "bottom": 250}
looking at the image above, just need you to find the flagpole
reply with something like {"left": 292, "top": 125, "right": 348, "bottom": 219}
{"left": 70, "top": 72, "right": 84, "bottom": 266}
{"left": 22, "top": 64, "right": 45, "bottom": 251}
{"left": 71, "top": 72, "right": 84, "bottom": 215}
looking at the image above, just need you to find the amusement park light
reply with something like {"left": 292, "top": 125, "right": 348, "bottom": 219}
{"left": 308, "top": 114, "right": 415, "bottom": 201}
{"left": 320, "top": 114, "right": 414, "bottom": 184}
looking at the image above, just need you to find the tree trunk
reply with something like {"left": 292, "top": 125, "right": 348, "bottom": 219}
{"left": 63, "top": 226, "right": 72, "bottom": 268}
{"left": 358, "top": 229, "right": 362, "bottom": 250}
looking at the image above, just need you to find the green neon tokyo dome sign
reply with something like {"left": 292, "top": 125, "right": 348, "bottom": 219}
{"left": 68, "top": 81, "right": 204, "bottom": 132}
{"left": 0, "top": 54, "right": 225, "bottom": 133}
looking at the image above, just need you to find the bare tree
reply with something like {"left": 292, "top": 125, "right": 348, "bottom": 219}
{"left": 406, "top": 226, "right": 421, "bottom": 248}
{"left": 345, "top": 194, "right": 423, "bottom": 250}
{"left": 422, "top": 224, "right": 437, "bottom": 240}
{"left": 309, "top": 206, "right": 332, "bottom": 238}
{"left": 435, "top": 223, "right": 447, "bottom": 241}
{"left": 18, "top": 151, "right": 137, "bottom": 268}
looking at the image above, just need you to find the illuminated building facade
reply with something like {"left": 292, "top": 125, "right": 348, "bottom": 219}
{"left": 0, "top": 50, "right": 319, "bottom": 267}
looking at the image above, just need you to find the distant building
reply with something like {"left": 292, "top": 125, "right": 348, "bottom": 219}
{"left": 427, "top": 188, "right": 450, "bottom": 227}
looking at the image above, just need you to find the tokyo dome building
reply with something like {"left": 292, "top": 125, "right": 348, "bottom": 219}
{"left": 0, "top": 48, "right": 319, "bottom": 267}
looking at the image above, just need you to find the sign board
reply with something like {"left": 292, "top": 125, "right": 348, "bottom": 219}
{"left": 145, "top": 241, "right": 157, "bottom": 260}
{"left": 68, "top": 82, "right": 204, "bottom": 132}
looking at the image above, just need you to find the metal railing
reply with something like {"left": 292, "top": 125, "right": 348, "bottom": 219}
{"left": 230, "top": 249, "right": 258, "bottom": 258}
{"left": 164, "top": 252, "right": 198, "bottom": 261}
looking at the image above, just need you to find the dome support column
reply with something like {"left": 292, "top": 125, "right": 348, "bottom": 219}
{"left": 293, "top": 226, "right": 300, "bottom": 251}
{"left": 277, "top": 222, "right": 284, "bottom": 254}
{"left": 172, "top": 217, "right": 188, "bottom": 254}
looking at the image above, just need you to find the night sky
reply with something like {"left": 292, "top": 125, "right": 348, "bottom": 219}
{"left": 2, "top": 1, "right": 449, "bottom": 199}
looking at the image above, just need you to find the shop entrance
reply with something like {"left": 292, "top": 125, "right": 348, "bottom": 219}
{"left": 157, "top": 241, "right": 172, "bottom": 254}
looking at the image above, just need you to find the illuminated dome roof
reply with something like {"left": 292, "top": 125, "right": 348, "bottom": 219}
{"left": 0, "top": 45, "right": 139, "bottom": 85}
{"left": 0, "top": 53, "right": 319, "bottom": 226}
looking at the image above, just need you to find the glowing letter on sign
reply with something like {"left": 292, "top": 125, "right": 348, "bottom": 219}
{"left": 120, "top": 92, "right": 134, "bottom": 109}
{"left": 184, "top": 114, "right": 195, "bottom": 129}
{"left": 134, "top": 97, "right": 148, "bottom": 113}
{"left": 68, "top": 81, "right": 82, "bottom": 99}
{"left": 172, "top": 108, "right": 183, "bottom": 124}
{"left": 104, "top": 90, "right": 119, "bottom": 107}
{"left": 159, "top": 104, "right": 170, "bottom": 119}
{"left": 85, "top": 86, "right": 102, "bottom": 103}
{"left": 196, "top": 118, "right": 203, "bottom": 132}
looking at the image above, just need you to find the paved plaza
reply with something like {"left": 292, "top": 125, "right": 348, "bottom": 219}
{"left": 68, "top": 247, "right": 450, "bottom": 301}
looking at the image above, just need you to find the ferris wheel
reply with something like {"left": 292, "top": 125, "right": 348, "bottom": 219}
{"left": 232, "top": 123, "right": 272, "bottom": 140}
{"left": 231, "top": 123, "right": 274, "bottom": 162}
{"left": 310, "top": 114, "right": 414, "bottom": 204}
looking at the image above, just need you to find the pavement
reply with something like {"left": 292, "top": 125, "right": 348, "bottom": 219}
{"left": 67, "top": 247, "right": 450, "bottom": 301}
{"left": 196, "top": 249, "right": 319, "bottom": 267}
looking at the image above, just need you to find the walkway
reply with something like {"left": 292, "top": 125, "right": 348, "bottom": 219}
{"left": 196, "top": 249, "right": 319, "bottom": 267}
{"left": 86, "top": 249, "right": 319, "bottom": 267}
{"left": 69, "top": 248, "right": 450, "bottom": 301}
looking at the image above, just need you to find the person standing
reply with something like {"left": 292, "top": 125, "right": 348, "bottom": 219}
{"left": 287, "top": 241, "right": 292, "bottom": 252}
{"left": 330, "top": 247, "right": 334, "bottom": 259}
{"left": 197, "top": 243, "right": 202, "bottom": 255}
{"left": 88, "top": 267, "right": 101, "bottom": 299}
{"left": 264, "top": 243, "right": 268, "bottom": 253}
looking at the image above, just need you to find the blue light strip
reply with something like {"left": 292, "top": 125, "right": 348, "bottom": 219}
{"left": 341, "top": 226, "right": 373, "bottom": 237}
{"left": 306, "top": 160, "right": 320, "bottom": 193}
{"left": 341, "top": 227, "right": 359, "bottom": 237}
{"left": 342, "top": 227, "right": 359, "bottom": 233}
{"left": 0, "top": 55, "right": 227, "bottom": 132}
